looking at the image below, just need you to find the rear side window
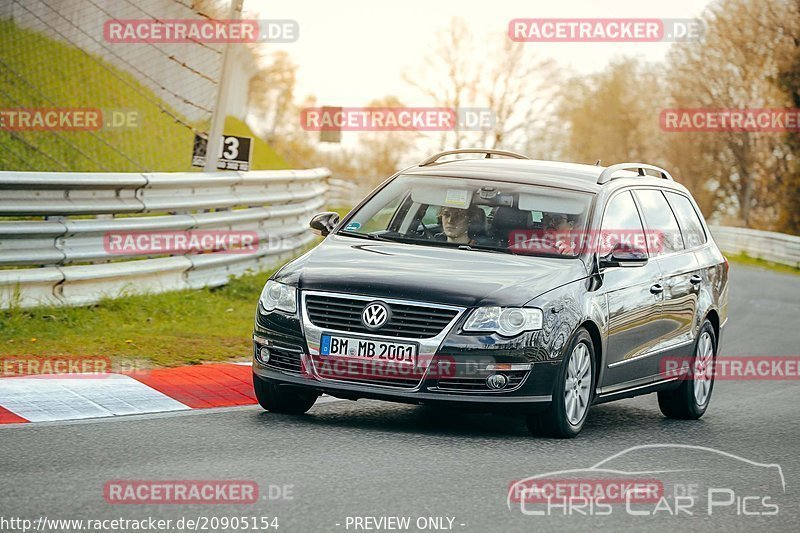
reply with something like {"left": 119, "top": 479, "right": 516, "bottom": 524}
{"left": 634, "top": 189, "right": 684, "bottom": 255}
{"left": 665, "top": 192, "right": 707, "bottom": 248}
{"left": 600, "top": 191, "right": 647, "bottom": 256}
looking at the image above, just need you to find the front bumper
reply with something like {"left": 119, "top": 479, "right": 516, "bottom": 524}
{"left": 253, "top": 362, "right": 554, "bottom": 410}
{"left": 253, "top": 308, "right": 558, "bottom": 410}
{"left": 252, "top": 289, "right": 569, "bottom": 409}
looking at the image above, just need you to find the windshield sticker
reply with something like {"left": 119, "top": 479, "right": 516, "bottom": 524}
{"left": 444, "top": 189, "right": 469, "bottom": 208}
{"left": 345, "top": 222, "right": 361, "bottom": 231}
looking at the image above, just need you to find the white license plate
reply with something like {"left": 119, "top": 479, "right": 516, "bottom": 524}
{"left": 319, "top": 334, "right": 417, "bottom": 366}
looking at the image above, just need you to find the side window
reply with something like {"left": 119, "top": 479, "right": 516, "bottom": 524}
{"left": 634, "top": 189, "right": 685, "bottom": 255}
{"left": 600, "top": 191, "right": 648, "bottom": 256}
{"left": 665, "top": 192, "right": 707, "bottom": 249}
{"left": 420, "top": 204, "right": 440, "bottom": 226}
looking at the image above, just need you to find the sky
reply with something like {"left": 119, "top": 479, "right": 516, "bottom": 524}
{"left": 245, "top": 0, "right": 717, "bottom": 107}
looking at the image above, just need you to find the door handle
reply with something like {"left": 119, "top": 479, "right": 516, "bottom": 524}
{"left": 650, "top": 283, "right": 664, "bottom": 295}
{"left": 689, "top": 274, "right": 702, "bottom": 285}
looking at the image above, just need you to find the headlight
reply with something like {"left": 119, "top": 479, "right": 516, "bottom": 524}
{"left": 259, "top": 280, "right": 297, "bottom": 314}
{"left": 463, "top": 307, "right": 543, "bottom": 337}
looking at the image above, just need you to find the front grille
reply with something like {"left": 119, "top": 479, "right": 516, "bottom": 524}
{"left": 435, "top": 370, "right": 528, "bottom": 392}
{"left": 304, "top": 294, "right": 459, "bottom": 339}
{"left": 266, "top": 346, "right": 303, "bottom": 373}
{"left": 340, "top": 375, "right": 421, "bottom": 387}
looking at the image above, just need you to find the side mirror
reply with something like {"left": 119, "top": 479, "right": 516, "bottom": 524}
{"left": 309, "top": 212, "right": 340, "bottom": 236}
{"left": 599, "top": 243, "right": 648, "bottom": 268}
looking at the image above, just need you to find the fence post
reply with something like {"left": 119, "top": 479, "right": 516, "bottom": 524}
{"left": 204, "top": 0, "right": 243, "bottom": 172}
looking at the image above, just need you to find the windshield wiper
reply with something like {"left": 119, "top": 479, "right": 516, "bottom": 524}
{"left": 457, "top": 244, "right": 513, "bottom": 255}
{"left": 338, "top": 230, "right": 395, "bottom": 241}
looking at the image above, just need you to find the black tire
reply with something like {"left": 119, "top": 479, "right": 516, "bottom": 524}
{"left": 526, "top": 328, "right": 595, "bottom": 438}
{"left": 658, "top": 320, "right": 716, "bottom": 420}
{"left": 253, "top": 374, "right": 318, "bottom": 414}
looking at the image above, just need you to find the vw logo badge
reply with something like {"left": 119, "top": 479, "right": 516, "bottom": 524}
{"left": 362, "top": 301, "right": 390, "bottom": 330}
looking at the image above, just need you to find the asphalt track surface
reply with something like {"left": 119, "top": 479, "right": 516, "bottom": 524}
{"left": 2, "top": 263, "right": 799, "bottom": 533}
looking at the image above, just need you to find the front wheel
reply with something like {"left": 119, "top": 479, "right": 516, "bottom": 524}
{"left": 527, "top": 328, "right": 595, "bottom": 438}
{"left": 253, "top": 375, "right": 318, "bottom": 414}
{"left": 657, "top": 320, "right": 716, "bottom": 420}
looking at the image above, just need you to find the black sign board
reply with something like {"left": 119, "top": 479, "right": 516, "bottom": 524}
{"left": 192, "top": 133, "right": 253, "bottom": 171}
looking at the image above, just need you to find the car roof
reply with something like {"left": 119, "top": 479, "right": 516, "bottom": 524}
{"left": 401, "top": 158, "right": 690, "bottom": 196}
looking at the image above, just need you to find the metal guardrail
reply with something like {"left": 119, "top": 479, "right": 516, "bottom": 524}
{"left": 2, "top": 170, "right": 796, "bottom": 310}
{"left": 0, "top": 169, "right": 331, "bottom": 309}
{"left": 327, "top": 178, "right": 369, "bottom": 208}
{"left": 710, "top": 225, "right": 800, "bottom": 269}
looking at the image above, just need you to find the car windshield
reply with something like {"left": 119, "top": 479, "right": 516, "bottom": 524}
{"left": 337, "top": 175, "right": 593, "bottom": 257}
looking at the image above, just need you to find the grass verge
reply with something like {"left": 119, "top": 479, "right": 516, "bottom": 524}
{"left": 0, "top": 269, "right": 273, "bottom": 367}
{"left": 727, "top": 252, "right": 800, "bottom": 276}
{"left": 0, "top": 20, "right": 288, "bottom": 172}
{"left": 328, "top": 205, "right": 353, "bottom": 219}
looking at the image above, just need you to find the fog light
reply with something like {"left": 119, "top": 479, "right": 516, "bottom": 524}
{"left": 258, "top": 346, "right": 271, "bottom": 364}
{"left": 486, "top": 373, "right": 508, "bottom": 390}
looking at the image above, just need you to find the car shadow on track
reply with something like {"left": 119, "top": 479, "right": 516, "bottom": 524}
{"left": 250, "top": 397, "right": 713, "bottom": 441}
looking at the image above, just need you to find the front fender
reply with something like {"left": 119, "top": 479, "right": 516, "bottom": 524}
{"left": 523, "top": 277, "right": 607, "bottom": 365}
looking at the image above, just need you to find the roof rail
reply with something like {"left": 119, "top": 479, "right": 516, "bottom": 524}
{"left": 597, "top": 163, "right": 674, "bottom": 185}
{"left": 418, "top": 148, "right": 529, "bottom": 167}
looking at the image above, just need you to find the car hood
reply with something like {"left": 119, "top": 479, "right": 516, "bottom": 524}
{"left": 274, "top": 235, "right": 588, "bottom": 307}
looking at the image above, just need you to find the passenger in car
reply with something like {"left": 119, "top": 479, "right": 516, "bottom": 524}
{"left": 542, "top": 212, "right": 577, "bottom": 255}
